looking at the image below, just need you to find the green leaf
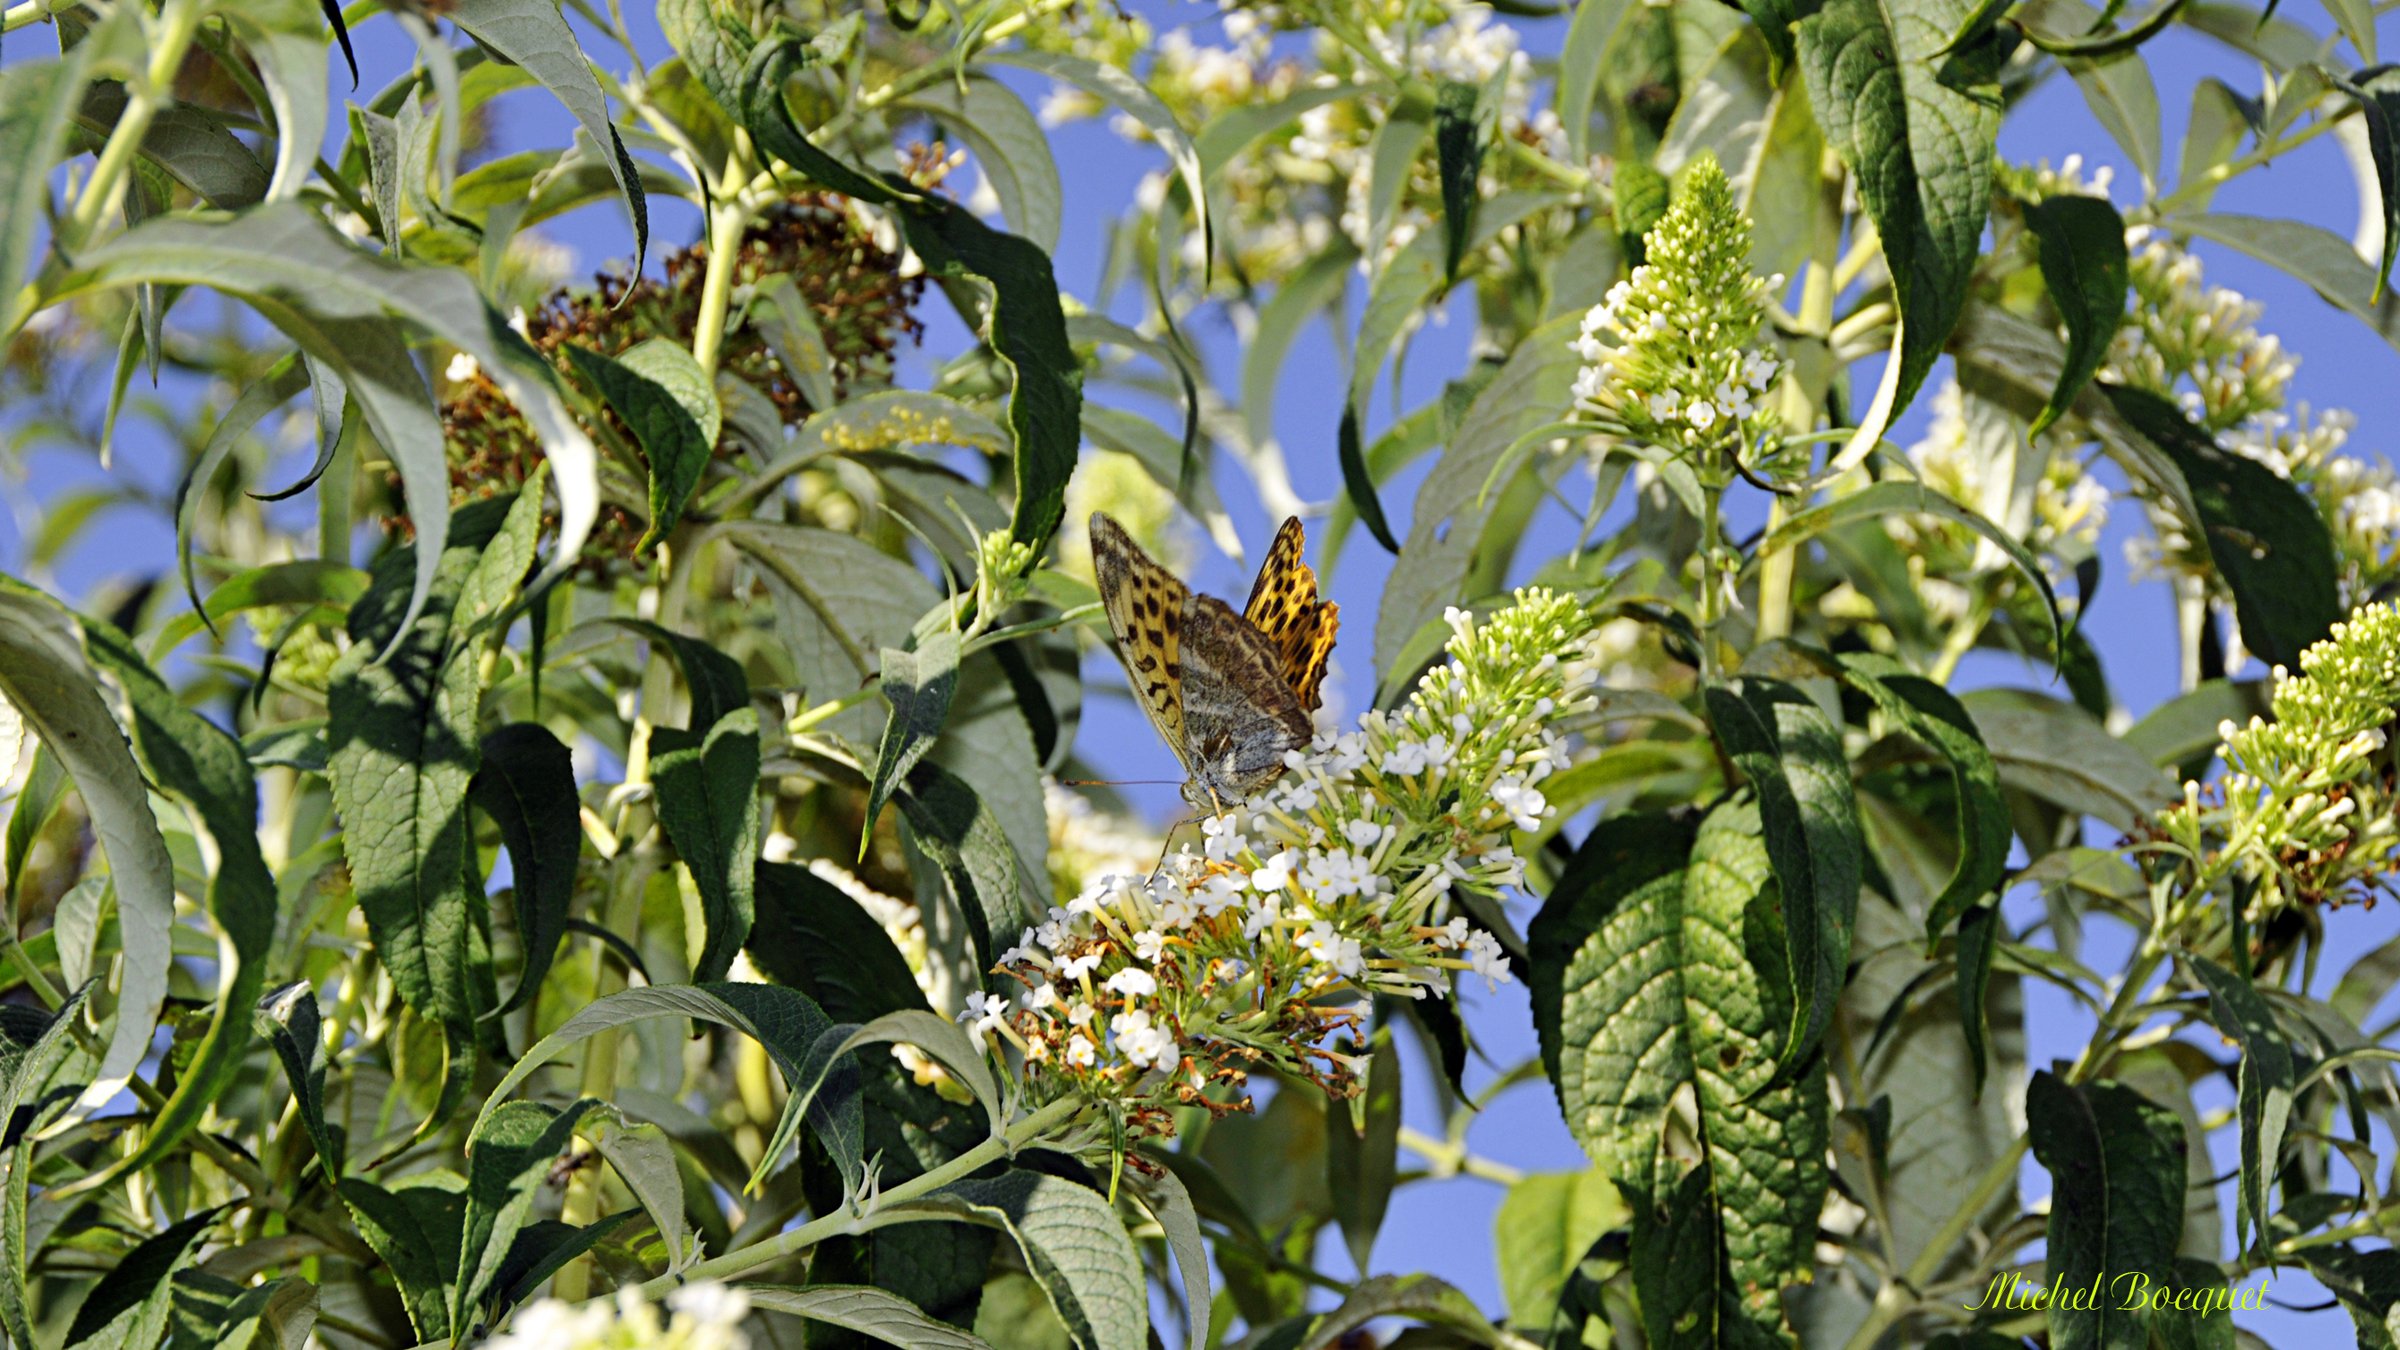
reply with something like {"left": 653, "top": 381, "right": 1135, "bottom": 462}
{"left": 990, "top": 50, "right": 1209, "bottom": 275}
{"left": 327, "top": 493, "right": 535, "bottom": 1032}
{"left": 0, "top": 577, "right": 175, "bottom": 1126}
{"left": 224, "top": 6, "right": 334, "bottom": 202}
{"left": 166, "top": 1270, "right": 318, "bottom": 1350}
{"left": 337, "top": 1175, "right": 465, "bottom": 1340}
{"left": 904, "top": 1170, "right": 1147, "bottom": 1350}
{"left": 863, "top": 629, "right": 962, "bottom": 859}
{"left": 254, "top": 981, "right": 342, "bottom": 1181}
{"left": 596, "top": 616, "right": 751, "bottom": 731}
{"left": 1434, "top": 81, "right": 1489, "bottom": 283}
{"left": 76, "top": 622, "right": 277, "bottom": 1189}
{"left": 76, "top": 85, "right": 269, "bottom": 209}
{"left": 2330, "top": 72, "right": 2400, "bottom": 297}
{"left": 2169, "top": 211, "right": 2400, "bottom": 355}
{"left": 1296, "top": 1274, "right": 1502, "bottom": 1350}
{"left": 1624, "top": 1161, "right": 1730, "bottom": 1350}
{"left": 750, "top": 860, "right": 932, "bottom": 1022}
{"left": 476, "top": 983, "right": 864, "bottom": 1192}
{"left": 1241, "top": 242, "right": 1356, "bottom": 458}
{"left": 1752, "top": 474, "right": 2064, "bottom": 658}
{"left": 455, "top": 1098, "right": 606, "bottom": 1332}
{"left": 2185, "top": 957, "right": 2296, "bottom": 1258}
{"left": 1327, "top": 1026, "right": 1402, "bottom": 1272}
{"left": 565, "top": 338, "right": 719, "bottom": 552}
{"left": 1, "top": 41, "right": 103, "bottom": 307}
{"left": 734, "top": 38, "right": 1082, "bottom": 553}
{"left": 64, "top": 205, "right": 601, "bottom": 643}
{"left": 1376, "top": 311, "right": 1583, "bottom": 674}
{"left": 581, "top": 1110, "right": 692, "bottom": 1271}
{"left": 1533, "top": 801, "right": 1828, "bottom": 1336}
{"left": 1494, "top": 1170, "right": 1629, "bottom": 1328}
{"left": 2025, "top": 1072, "right": 2184, "bottom": 1350}
{"left": 63, "top": 1209, "right": 220, "bottom": 1348}
{"left": 151, "top": 559, "right": 368, "bottom": 662}
{"left": 748, "top": 272, "right": 840, "bottom": 412}
{"left": 1131, "top": 1167, "right": 1212, "bottom": 1350}
{"left": 470, "top": 723, "right": 581, "bottom": 1013}
{"left": 1958, "top": 688, "right": 2176, "bottom": 827}
{"left": 1559, "top": 0, "right": 1635, "bottom": 160}
{"left": 2102, "top": 384, "right": 2341, "bottom": 668}
{"left": 895, "top": 75, "right": 1064, "bottom": 253}
{"left": 750, "top": 1286, "right": 1000, "bottom": 1349}
{"left": 1705, "top": 679, "right": 1863, "bottom": 1077}
{"left": 450, "top": 0, "right": 647, "bottom": 273}
{"left": 653, "top": 706, "right": 761, "bottom": 984}
{"left": 1838, "top": 655, "right": 2011, "bottom": 1089}
{"left": 2301, "top": 1247, "right": 2400, "bottom": 1347}
{"left": 0, "top": 986, "right": 96, "bottom": 1349}
{"left": 2024, "top": 195, "right": 2131, "bottom": 436}
{"left": 1796, "top": 0, "right": 2003, "bottom": 460}
{"left": 894, "top": 757, "right": 1031, "bottom": 971}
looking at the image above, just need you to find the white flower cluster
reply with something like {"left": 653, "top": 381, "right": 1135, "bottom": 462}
{"left": 1566, "top": 155, "right": 1787, "bottom": 467}
{"left": 491, "top": 1283, "right": 749, "bottom": 1350}
{"left": 2109, "top": 226, "right": 2295, "bottom": 432}
{"left": 2165, "top": 602, "right": 2400, "bottom": 912}
{"left": 960, "top": 588, "right": 1606, "bottom": 1131}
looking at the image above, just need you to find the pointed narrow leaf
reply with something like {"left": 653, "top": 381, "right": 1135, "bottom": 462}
{"left": 471, "top": 723, "right": 581, "bottom": 1012}
{"left": 62, "top": 205, "right": 601, "bottom": 637}
{"left": 255, "top": 982, "right": 342, "bottom": 1180}
{"left": 564, "top": 338, "right": 718, "bottom": 551}
{"left": 863, "top": 629, "right": 962, "bottom": 859}
{"left": 0, "top": 578, "right": 174, "bottom": 1125}
{"left": 63, "top": 1209, "right": 220, "bottom": 1348}
{"left": 75, "top": 623, "right": 277, "bottom": 1188}
{"left": 2025, "top": 194, "right": 2131, "bottom": 436}
{"left": 1434, "top": 81, "right": 1487, "bottom": 283}
{"left": 2025, "top": 1072, "right": 2184, "bottom": 1350}
{"left": 326, "top": 495, "right": 533, "bottom": 1030}
{"left": 1327, "top": 1028, "right": 1401, "bottom": 1272}
{"left": 450, "top": 0, "right": 647, "bottom": 273}
{"left": 909, "top": 1170, "right": 1147, "bottom": 1350}
{"left": 653, "top": 707, "right": 761, "bottom": 983}
{"left": 748, "top": 1285, "right": 998, "bottom": 1350}
{"left": 1797, "top": 0, "right": 2003, "bottom": 461}
{"left": 2104, "top": 384, "right": 2339, "bottom": 667}
{"left": 337, "top": 1177, "right": 464, "bottom": 1339}
{"left": 455, "top": 1098, "right": 606, "bottom": 1331}
{"left": 1704, "top": 679, "right": 1863, "bottom": 1076}
{"left": 2186, "top": 957, "right": 2296, "bottom": 1257}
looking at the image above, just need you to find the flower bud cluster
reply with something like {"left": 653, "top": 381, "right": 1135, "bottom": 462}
{"left": 2109, "top": 228, "right": 2294, "bottom": 433}
{"left": 2162, "top": 602, "right": 2400, "bottom": 911}
{"left": 959, "top": 588, "right": 1605, "bottom": 1134}
{"left": 1567, "top": 155, "right": 1786, "bottom": 471}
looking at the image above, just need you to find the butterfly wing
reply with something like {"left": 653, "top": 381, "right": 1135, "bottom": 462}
{"left": 1241, "top": 516, "right": 1340, "bottom": 712}
{"left": 1180, "top": 594, "right": 1314, "bottom": 801}
{"left": 1089, "top": 511, "right": 1196, "bottom": 777}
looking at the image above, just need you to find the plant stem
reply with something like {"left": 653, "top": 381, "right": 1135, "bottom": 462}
{"left": 64, "top": 0, "right": 201, "bottom": 243}
{"left": 1396, "top": 1124, "right": 1524, "bottom": 1185}
{"left": 690, "top": 153, "right": 752, "bottom": 376}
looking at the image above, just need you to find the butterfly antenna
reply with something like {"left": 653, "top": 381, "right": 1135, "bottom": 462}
{"left": 1057, "top": 778, "right": 1185, "bottom": 787}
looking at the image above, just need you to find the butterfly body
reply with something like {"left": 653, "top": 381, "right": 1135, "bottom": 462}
{"left": 1088, "top": 511, "right": 1337, "bottom": 808}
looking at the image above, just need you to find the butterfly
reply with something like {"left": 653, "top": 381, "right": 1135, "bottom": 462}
{"left": 1089, "top": 511, "right": 1338, "bottom": 808}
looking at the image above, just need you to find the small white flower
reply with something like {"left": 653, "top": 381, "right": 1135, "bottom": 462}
{"left": 1065, "top": 1034, "right": 1098, "bottom": 1067}
{"left": 1059, "top": 951, "right": 1104, "bottom": 981}
{"left": 1133, "top": 929, "right": 1169, "bottom": 962}
{"left": 1250, "top": 848, "right": 1297, "bottom": 893}
{"left": 1105, "top": 967, "right": 1159, "bottom": 998}
{"left": 1344, "top": 818, "right": 1389, "bottom": 850}
{"left": 1242, "top": 895, "right": 1283, "bottom": 940}
{"left": 1466, "top": 929, "right": 1512, "bottom": 990}
{"left": 445, "top": 351, "right": 480, "bottom": 384}
{"left": 1066, "top": 1000, "right": 1096, "bottom": 1028}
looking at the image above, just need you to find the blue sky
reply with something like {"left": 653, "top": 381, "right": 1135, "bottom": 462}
{"left": 4, "top": 0, "right": 2397, "bottom": 1340}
